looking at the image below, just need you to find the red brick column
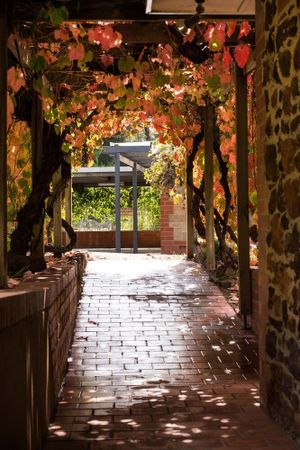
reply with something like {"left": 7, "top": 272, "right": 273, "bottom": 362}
{"left": 160, "top": 194, "right": 187, "bottom": 254}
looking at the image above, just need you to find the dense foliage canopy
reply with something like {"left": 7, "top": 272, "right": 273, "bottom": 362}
{"left": 6, "top": 1, "right": 256, "bottom": 270}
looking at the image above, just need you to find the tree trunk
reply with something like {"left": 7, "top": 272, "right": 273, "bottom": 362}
{"left": 8, "top": 120, "right": 65, "bottom": 272}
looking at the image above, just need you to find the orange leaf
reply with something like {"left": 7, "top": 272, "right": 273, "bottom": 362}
{"left": 227, "top": 21, "right": 237, "bottom": 37}
{"left": 68, "top": 42, "right": 85, "bottom": 61}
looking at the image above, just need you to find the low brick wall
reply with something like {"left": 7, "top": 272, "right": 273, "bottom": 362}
{"left": 63, "top": 230, "right": 160, "bottom": 249}
{"left": 0, "top": 253, "right": 87, "bottom": 450}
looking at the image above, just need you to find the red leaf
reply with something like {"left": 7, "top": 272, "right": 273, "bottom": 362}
{"left": 238, "top": 21, "right": 251, "bottom": 39}
{"left": 205, "top": 23, "right": 226, "bottom": 52}
{"left": 234, "top": 43, "right": 252, "bottom": 68}
{"left": 223, "top": 48, "right": 233, "bottom": 68}
{"left": 88, "top": 25, "right": 122, "bottom": 51}
{"left": 157, "top": 44, "right": 173, "bottom": 67}
{"left": 227, "top": 21, "right": 237, "bottom": 37}
{"left": 183, "top": 29, "right": 196, "bottom": 43}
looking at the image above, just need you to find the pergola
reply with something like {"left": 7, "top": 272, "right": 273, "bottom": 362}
{"left": 72, "top": 142, "right": 152, "bottom": 252}
{"left": 0, "top": 0, "right": 255, "bottom": 324}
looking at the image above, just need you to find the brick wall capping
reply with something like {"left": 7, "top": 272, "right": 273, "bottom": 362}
{"left": 0, "top": 253, "right": 87, "bottom": 332}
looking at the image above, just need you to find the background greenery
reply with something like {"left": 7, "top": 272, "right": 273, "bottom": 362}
{"left": 72, "top": 186, "right": 160, "bottom": 231}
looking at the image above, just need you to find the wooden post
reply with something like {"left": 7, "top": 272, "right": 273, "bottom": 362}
{"left": 235, "top": 64, "right": 252, "bottom": 323}
{"left": 53, "top": 167, "right": 62, "bottom": 257}
{"left": 0, "top": 1, "right": 7, "bottom": 287}
{"left": 64, "top": 153, "right": 72, "bottom": 244}
{"left": 132, "top": 162, "right": 138, "bottom": 253}
{"left": 186, "top": 161, "right": 194, "bottom": 259}
{"left": 31, "top": 92, "right": 45, "bottom": 260}
{"left": 115, "top": 152, "right": 121, "bottom": 252}
{"left": 204, "top": 102, "right": 216, "bottom": 271}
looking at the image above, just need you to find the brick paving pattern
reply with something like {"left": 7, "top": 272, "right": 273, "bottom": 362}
{"left": 46, "top": 254, "right": 297, "bottom": 450}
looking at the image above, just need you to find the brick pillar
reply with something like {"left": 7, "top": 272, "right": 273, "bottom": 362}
{"left": 160, "top": 194, "right": 187, "bottom": 254}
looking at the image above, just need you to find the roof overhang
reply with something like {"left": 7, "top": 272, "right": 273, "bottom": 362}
{"left": 146, "top": 0, "right": 255, "bottom": 18}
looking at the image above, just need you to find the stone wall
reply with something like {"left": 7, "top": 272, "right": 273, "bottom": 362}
{"left": 258, "top": 0, "right": 300, "bottom": 439}
{"left": 0, "top": 253, "right": 87, "bottom": 450}
{"left": 160, "top": 194, "right": 187, "bottom": 254}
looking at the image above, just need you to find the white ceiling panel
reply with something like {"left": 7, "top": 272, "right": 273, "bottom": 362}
{"left": 146, "top": 0, "right": 255, "bottom": 16}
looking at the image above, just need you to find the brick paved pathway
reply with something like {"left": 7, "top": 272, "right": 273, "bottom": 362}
{"left": 46, "top": 254, "right": 297, "bottom": 450}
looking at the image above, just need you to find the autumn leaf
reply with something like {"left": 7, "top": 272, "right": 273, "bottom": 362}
{"left": 183, "top": 29, "right": 196, "bottom": 43}
{"left": 205, "top": 23, "right": 226, "bottom": 52}
{"left": 234, "top": 43, "right": 252, "bottom": 68}
{"left": 68, "top": 42, "right": 85, "bottom": 61}
{"left": 88, "top": 25, "right": 122, "bottom": 51}
{"left": 227, "top": 21, "right": 237, "bottom": 37}
{"left": 37, "top": 49, "right": 57, "bottom": 65}
{"left": 238, "top": 21, "right": 252, "bottom": 39}
{"left": 7, "top": 67, "right": 25, "bottom": 93}
{"left": 131, "top": 76, "right": 141, "bottom": 92}
{"left": 54, "top": 27, "right": 69, "bottom": 41}
{"left": 222, "top": 48, "right": 233, "bottom": 68}
{"left": 7, "top": 94, "right": 14, "bottom": 130}
{"left": 157, "top": 44, "right": 173, "bottom": 68}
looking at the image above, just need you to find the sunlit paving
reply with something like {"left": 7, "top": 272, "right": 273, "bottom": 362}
{"left": 45, "top": 253, "right": 297, "bottom": 450}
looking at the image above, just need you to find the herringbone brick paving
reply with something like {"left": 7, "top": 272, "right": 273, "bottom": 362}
{"left": 46, "top": 254, "right": 297, "bottom": 450}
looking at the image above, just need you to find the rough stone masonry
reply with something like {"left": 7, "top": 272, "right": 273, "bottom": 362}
{"left": 262, "top": 0, "right": 300, "bottom": 439}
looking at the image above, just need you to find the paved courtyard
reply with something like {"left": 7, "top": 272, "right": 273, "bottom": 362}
{"left": 46, "top": 253, "right": 297, "bottom": 450}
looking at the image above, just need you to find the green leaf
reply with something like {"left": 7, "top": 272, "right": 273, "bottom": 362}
{"left": 49, "top": 6, "right": 69, "bottom": 27}
{"left": 29, "top": 56, "right": 47, "bottom": 73}
{"left": 152, "top": 70, "right": 170, "bottom": 88}
{"left": 84, "top": 51, "right": 93, "bottom": 63}
{"left": 18, "top": 179, "right": 28, "bottom": 189}
{"left": 22, "top": 170, "right": 31, "bottom": 179}
{"left": 250, "top": 191, "right": 257, "bottom": 206}
{"left": 62, "top": 142, "right": 71, "bottom": 153}
{"left": 118, "top": 56, "right": 135, "bottom": 73}
{"left": 114, "top": 98, "right": 126, "bottom": 109}
{"left": 23, "top": 185, "right": 31, "bottom": 197}
{"left": 54, "top": 124, "right": 61, "bottom": 135}
{"left": 16, "top": 159, "right": 26, "bottom": 169}
{"left": 114, "top": 85, "right": 126, "bottom": 97}
{"left": 207, "top": 75, "right": 221, "bottom": 90}
{"left": 172, "top": 115, "right": 184, "bottom": 126}
{"left": 38, "top": 7, "right": 49, "bottom": 20}
{"left": 32, "top": 77, "right": 43, "bottom": 93}
{"left": 56, "top": 56, "right": 71, "bottom": 69}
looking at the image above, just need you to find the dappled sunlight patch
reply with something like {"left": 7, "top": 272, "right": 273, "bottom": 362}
{"left": 88, "top": 419, "right": 110, "bottom": 426}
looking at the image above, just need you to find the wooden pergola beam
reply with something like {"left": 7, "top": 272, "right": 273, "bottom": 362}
{"left": 53, "top": 167, "right": 62, "bottom": 257}
{"left": 119, "top": 154, "right": 145, "bottom": 173}
{"left": 204, "top": 102, "right": 216, "bottom": 272}
{"left": 31, "top": 92, "right": 45, "bottom": 261}
{"left": 0, "top": 1, "right": 8, "bottom": 288}
{"left": 64, "top": 153, "right": 72, "bottom": 244}
{"left": 186, "top": 161, "right": 194, "bottom": 259}
{"left": 132, "top": 162, "right": 138, "bottom": 253}
{"left": 115, "top": 153, "right": 121, "bottom": 252}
